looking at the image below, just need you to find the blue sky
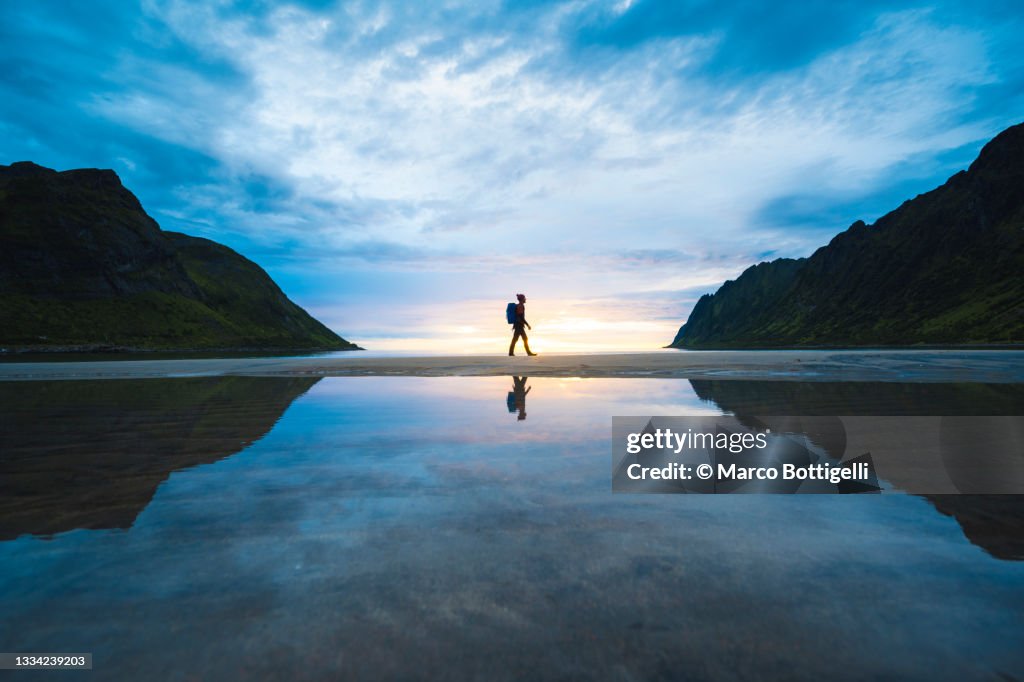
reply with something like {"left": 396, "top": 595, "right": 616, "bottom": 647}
{"left": 2, "top": 1, "right": 1022, "bottom": 351}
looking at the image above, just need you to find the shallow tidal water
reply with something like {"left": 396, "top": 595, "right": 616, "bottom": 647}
{"left": 1, "top": 376, "right": 1023, "bottom": 681}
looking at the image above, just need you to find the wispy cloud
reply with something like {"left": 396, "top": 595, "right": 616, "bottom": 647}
{"left": 2, "top": 0, "right": 1022, "bottom": 349}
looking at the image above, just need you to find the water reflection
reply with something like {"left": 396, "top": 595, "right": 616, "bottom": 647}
{"left": 1, "top": 376, "right": 1022, "bottom": 679}
{"left": 689, "top": 379, "right": 1024, "bottom": 415}
{"left": 506, "top": 376, "right": 531, "bottom": 420}
{"left": 0, "top": 376, "right": 318, "bottom": 539}
{"left": 690, "top": 379, "right": 1024, "bottom": 560}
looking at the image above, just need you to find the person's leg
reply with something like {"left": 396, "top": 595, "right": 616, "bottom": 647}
{"left": 509, "top": 329, "right": 520, "bottom": 356}
{"left": 521, "top": 330, "right": 536, "bottom": 355}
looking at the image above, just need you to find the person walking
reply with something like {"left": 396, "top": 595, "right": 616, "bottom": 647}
{"left": 509, "top": 293, "right": 537, "bottom": 356}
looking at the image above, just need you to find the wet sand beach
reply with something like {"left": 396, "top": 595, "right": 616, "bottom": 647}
{"left": 1, "top": 349, "right": 1022, "bottom": 382}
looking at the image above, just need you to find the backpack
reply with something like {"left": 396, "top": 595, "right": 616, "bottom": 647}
{"left": 505, "top": 302, "right": 517, "bottom": 324}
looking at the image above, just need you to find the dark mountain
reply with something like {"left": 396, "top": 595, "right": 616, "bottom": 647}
{"left": 0, "top": 161, "right": 359, "bottom": 351}
{"left": 671, "top": 123, "right": 1024, "bottom": 348}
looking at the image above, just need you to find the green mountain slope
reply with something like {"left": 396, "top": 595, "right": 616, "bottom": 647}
{"left": 671, "top": 122, "right": 1024, "bottom": 348}
{"left": 0, "top": 161, "right": 359, "bottom": 351}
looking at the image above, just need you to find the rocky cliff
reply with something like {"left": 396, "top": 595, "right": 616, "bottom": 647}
{"left": 0, "top": 162, "right": 358, "bottom": 351}
{"left": 672, "top": 123, "right": 1024, "bottom": 348}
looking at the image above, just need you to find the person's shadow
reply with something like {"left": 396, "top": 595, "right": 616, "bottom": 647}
{"left": 506, "top": 376, "right": 531, "bottom": 421}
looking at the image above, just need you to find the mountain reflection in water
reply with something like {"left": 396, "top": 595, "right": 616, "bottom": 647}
{"left": 0, "top": 376, "right": 319, "bottom": 539}
{"left": 1, "top": 375, "right": 1023, "bottom": 679}
{"left": 689, "top": 379, "right": 1024, "bottom": 560}
{"left": 2, "top": 375, "right": 1019, "bottom": 559}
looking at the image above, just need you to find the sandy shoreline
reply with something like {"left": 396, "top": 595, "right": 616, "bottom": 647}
{"left": 0, "top": 349, "right": 1022, "bottom": 382}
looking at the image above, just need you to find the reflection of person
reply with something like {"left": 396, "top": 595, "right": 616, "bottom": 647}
{"left": 509, "top": 293, "right": 537, "bottom": 356}
{"left": 507, "top": 375, "right": 531, "bottom": 420}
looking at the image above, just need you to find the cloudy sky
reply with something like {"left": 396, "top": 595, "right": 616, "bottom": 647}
{"left": 2, "top": 1, "right": 1022, "bottom": 352}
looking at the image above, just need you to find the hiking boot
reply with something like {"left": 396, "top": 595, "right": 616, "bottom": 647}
{"left": 527, "top": 352, "right": 538, "bottom": 356}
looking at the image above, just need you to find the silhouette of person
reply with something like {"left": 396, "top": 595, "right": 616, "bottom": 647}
{"left": 507, "top": 376, "right": 531, "bottom": 420}
{"left": 509, "top": 293, "right": 537, "bottom": 356}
